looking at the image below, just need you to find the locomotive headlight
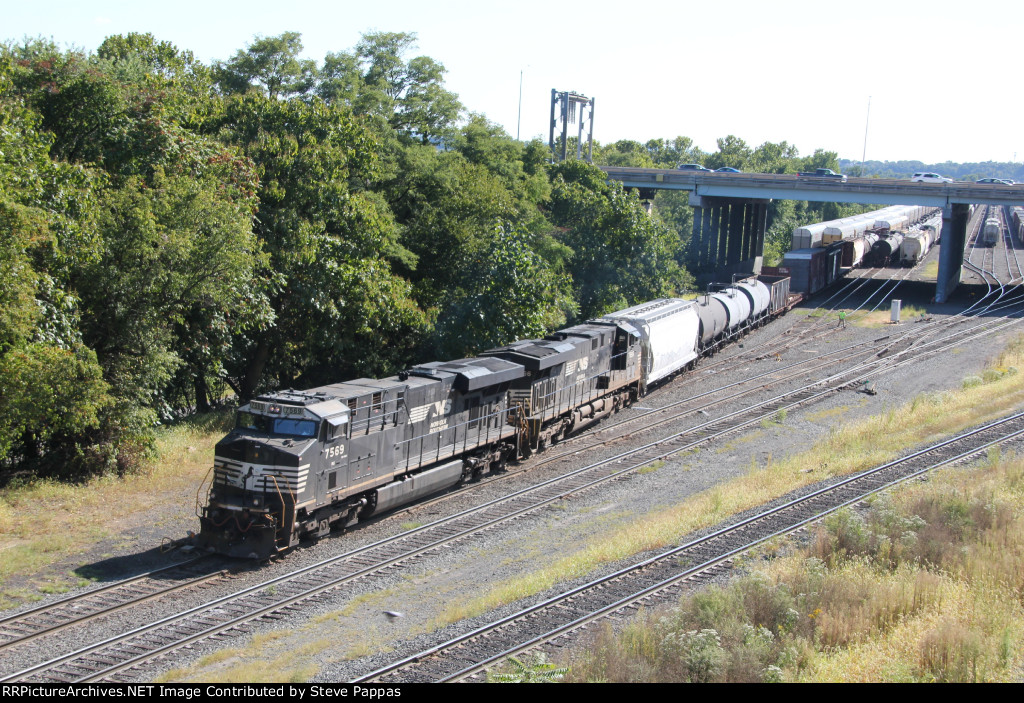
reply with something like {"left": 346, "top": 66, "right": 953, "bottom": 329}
{"left": 252, "top": 498, "right": 260, "bottom": 506}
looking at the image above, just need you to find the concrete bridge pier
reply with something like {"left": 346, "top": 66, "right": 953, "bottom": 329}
{"left": 635, "top": 187, "right": 657, "bottom": 214}
{"left": 935, "top": 203, "right": 971, "bottom": 303}
{"left": 690, "top": 195, "right": 768, "bottom": 281}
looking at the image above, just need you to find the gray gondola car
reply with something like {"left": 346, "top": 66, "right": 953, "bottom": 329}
{"left": 755, "top": 275, "right": 791, "bottom": 316}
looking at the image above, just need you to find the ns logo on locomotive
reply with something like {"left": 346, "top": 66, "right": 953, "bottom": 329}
{"left": 197, "top": 276, "right": 791, "bottom": 558}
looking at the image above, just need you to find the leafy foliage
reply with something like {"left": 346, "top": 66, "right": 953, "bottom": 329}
{"left": 434, "top": 225, "right": 575, "bottom": 358}
{"left": 488, "top": 653, "right": 567, "bottom": 683}
{"left": 549, "top": 160, "right": 689, "bottom": 318}
{"left": 214, "top": 32, "right": 316, "bottom": 100}
{"left": 0, "top": 30, "right": 711, "bottom": 480}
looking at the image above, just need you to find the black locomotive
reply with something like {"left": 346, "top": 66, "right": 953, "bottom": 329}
{"left": 197, "top": 277, "right": 791, "bottom": 559}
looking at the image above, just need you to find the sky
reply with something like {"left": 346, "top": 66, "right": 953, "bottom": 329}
{"left": 5, "top": 0, "right": 1021, "bottom": 165}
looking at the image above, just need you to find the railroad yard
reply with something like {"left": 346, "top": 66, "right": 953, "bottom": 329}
{"left": 4, "top": 209, "right": 1024, "bottom": 682}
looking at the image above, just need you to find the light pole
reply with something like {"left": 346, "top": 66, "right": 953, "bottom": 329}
{"left": 517, "top": 70, "right": 523, "bottom": 141}
{"left": 861, "top": 96, "right": 871, "bottom": 174}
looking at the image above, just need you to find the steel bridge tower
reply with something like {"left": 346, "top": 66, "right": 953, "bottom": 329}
{"left": 549, "top": 90, "right": 594, "bottom": 163}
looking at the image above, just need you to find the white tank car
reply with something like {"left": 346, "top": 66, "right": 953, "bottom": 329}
{"left": 900, "top": 230, "right": 932, "bottom": 265}
{"left": 710, "top": 287, "right": 752, "bottom": 330}
{"left": 735, "top": 278, "right": 771, "bottom": 320}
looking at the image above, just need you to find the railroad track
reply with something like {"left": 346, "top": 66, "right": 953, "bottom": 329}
{"left": 5, "top": 300, "right": 1019, "bottom": 684}
{"left": 5, "top": 248, "right": 1022, "bottom": 682}
{"left": 0, "top": 557, "right": 227, "bottom": 653}
{"left": 357, "top": 410, "right": 1024, "bottom": 683}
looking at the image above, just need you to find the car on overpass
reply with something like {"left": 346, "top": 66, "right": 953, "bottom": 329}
{"left": 677, "top": 163, "right": 712, "bottom": 172}
{"left": 976, "top": 178, "right": 1014, "bottom": 185}
{"left": 714, "top": 167, "right": 742, "bottom": 173}
{"left": 911, "top": 172, "right": 953, "bottom": 183}
{"left": 797, "top": 168, "right": 847, "bottom": 183}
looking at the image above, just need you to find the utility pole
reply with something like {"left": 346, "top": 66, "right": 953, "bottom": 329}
{"left": 861, "top": 96, "right": 871, "bottom": 173}
{"left": 517, "top": 70, "right": 523, "bottom": 141}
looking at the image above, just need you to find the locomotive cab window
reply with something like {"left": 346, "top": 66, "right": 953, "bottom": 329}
{"left": 236, "top": 411, "right": 261, "bottom": 431}
{"left": 272, "top": 418, "right": 317, "bottom": 438}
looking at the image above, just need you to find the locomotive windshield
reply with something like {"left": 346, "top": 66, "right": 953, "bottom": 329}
{"left": 236, "top": 411, "right": 318, "bottom": 438}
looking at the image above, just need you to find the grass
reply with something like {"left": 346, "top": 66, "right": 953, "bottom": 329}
{"left": 0, "top": 409, "right": 233, "bottom": 607}
{"left": 760, "top": 408, "right": 787, "bottom": 429}
{"left": 638, "top": 461, "right": 665, "bottom": 475}
{"left": 849, "top": 303, "right": 927, "bottom": 328}
{"left": 430, "top": 334, "right": 1024, "bottom": 631}
{"left": 561, "top": 448, "right": 1024, "bottom": 682}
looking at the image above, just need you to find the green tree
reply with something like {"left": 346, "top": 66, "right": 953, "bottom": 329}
{"left": 705, "top": 135, "right": 752, "bottom": 171}
{"left": 209, "top": 93, "right": 428, "bottom": 396}
{"left": 213, "top": 32, "right": 316, "bottom": 99}
{"left": 801, "top": 148, "right": 841, "bottom": 172}
{"left": 319, "top": 31, "right": 462, "bottom": 143}
{"left": 434, "top": 225, "right": 575, "bottom": 358}
{"left": 548, "top": 160, "right": 690, "bottom": 319}
{"left": 77, "top": 170, "right": 261, "bottom": 416}
{"left": 381, "top": 144, "right": 519, "bottom": 307}
{"left": 0, "top": 65, "right": 114, "bottom": 473}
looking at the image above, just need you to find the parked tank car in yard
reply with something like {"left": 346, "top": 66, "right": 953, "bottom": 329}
{"left": 197, "top": 276, "right": 793, "bottom": 559}
{"left": 866, "top": 233, "right": 905, "bottom": 267}
{"left": 841, "top": 233, "right": 878, "bottom": 268}
{"left": 983, "top": 217, "right": 1000, "bottom": 247}
{"left": 900, "top": 229, "right": 934, "bottom": 265}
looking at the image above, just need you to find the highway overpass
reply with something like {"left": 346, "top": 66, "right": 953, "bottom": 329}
{"left": 602, "top": 166, "right": 1024, "bottom": 301}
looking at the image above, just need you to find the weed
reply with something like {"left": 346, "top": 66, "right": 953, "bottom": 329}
{"left": 488, "top": 653, "right": 568, "bottom": 682}
{"left": 638, "top": 461, "right": 664, "bottom": 475}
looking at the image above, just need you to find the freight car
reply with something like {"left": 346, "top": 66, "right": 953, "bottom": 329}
{"left": 792, "top": 206, "right": 938, "bottom": 249}
{"left": 197, "top": 276, "right": 792, "bottom": 558}
{"left": 841, "top": 233, "right": 878, "bottom": 268}
{"left": 983, "top": 218, "right": 1000, "bottom": 247}
{"left": 1013, "top": 207, "right": 1024, "bottom": 246}
{"left": 777, "top": 245, "right": 843, "bottom": 295}
{"left": 865, "top": 233, "right": 905, "bottom": 267}
{"left": 900, "top": 231, "right": 932, "bottom": 266}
